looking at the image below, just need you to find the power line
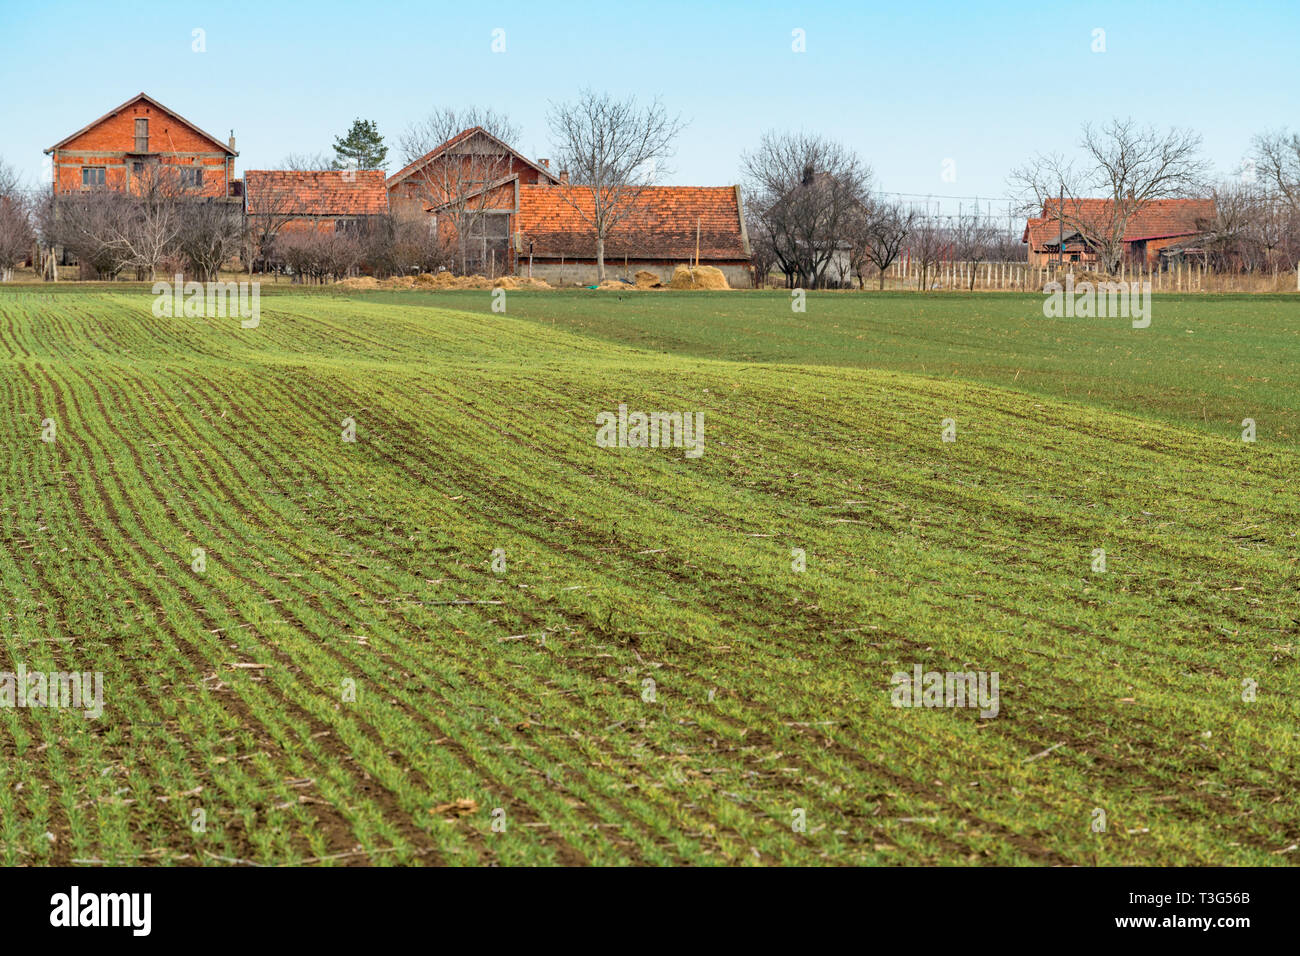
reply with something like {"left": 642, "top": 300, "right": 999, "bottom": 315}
{"left": 876, "top": 190, "right": 1019, "bottom": 202}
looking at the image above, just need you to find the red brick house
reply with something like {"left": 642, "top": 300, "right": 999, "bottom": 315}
{"left": 45, "top": 92, "right": 238, "bottom": 199}
{"left": 1023, "top": 198, "right": 1214, "bottom": 267}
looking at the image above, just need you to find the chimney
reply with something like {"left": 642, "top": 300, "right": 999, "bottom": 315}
{"left": 559, "top": 169, "right": 569, "bottom": 185}
{"left": 228, "top": 130, "right": 237, "bottom": 180}
{"left": 539, "top": 158, "right": 550, "bottom": 168}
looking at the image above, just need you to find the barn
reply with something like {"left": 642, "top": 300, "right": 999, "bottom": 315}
{"left": 1023, "top": 198, "right": 1214, "bottom": 267}
{"left": 385, "top": 126, "right": 753, "bottom": 284}
{"left": 514, "top": 184, "right": 753, "bottom": 287}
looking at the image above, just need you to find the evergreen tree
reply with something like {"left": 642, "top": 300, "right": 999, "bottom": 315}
{"left": 331, "top": 119, "right": 388, "bottom": 171}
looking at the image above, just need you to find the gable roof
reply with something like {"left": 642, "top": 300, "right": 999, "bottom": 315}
{"left": 1025, "top": 198, "right": 1214, "bottom": 249}
{"left": 386, "top": 126, "right": 559, "bottom": 190}
{"left": 516, "top": 185, "right": 749, "bottom": 260}
{"left": 1022, "top": 217, "right": 1090, "bottom": 249}
{"left": 45, "top": 92, "right": 236, "bottom": 155}
{"left": 244, "top": 170, "right": 389, "bottom": 216}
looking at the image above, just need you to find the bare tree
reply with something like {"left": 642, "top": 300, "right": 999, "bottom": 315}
{"left": 1251, "top": 196, "right": 1295, "bottom": 274}
{"left": 0, "top": 197, "right": 32, "bottom": 281}
{"left": 318, "top": 229, "right": 363, "bottom": 280}
{"left": 1253, "top": 129, "right": 1300, "bottom": 211}
{"left": 245, "top": 176, "right": 304, "bottom": 274}
{"left": 909, "top": 217, "right": 950, "bottom": 291}
{"left": 985, "top": 228, "right": 1025, "bottom": 264}
{"left": 178, "top": 200, "right": 245, "bottom": 281}
{"left": 854, "top": 198, "right": 915, "bottom": 290}
{"left": 50, "top": 191, "right": 133, "bottom": 279}
{"left": 279, "top": 152, "right": 334, "bottom": 171}
{"left": 390, "top": 209, "right": 452, "bottom": 274}
{"left": 1010, "top": 118, "right": 1209, "bottom": 274}
{"left": 744, "top": 201, "right": 778, "bottom": 287}
{"left": 274, "top": 229, "right": 320, "bottom": 282}
{"left": 950, "top": 209, "right": 998, "bottom": 290}
{"left": 0, "top": 159, "right": 33, "bottom": 281}
{"left": 742, "top": 131, "right": 871, "bottom": 288}
{"left": 109, "top": 163, "right": 183, "bottom": 279}
{"left": 274, "top": 226, "right": 365, "bottom": 283}
{"left": 0, "top": 159, "right": 21, "bottom": 200}
{"left": 547, "top": 89, "right": 684, "bottom": 281}
{"left": 397, "top": 108, "right": 521, "bottom": 273}
{"left": 1201, "top": 182, "right": 1262, "bottom": 271}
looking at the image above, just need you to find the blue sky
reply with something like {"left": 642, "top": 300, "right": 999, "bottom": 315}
{"left": 1, "top": 0, "right": 1292, "bottom": 218}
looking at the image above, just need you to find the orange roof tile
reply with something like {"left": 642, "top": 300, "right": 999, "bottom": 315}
{"left": 517, "top": 185, "right": 747, "bottom": 260}
{"left": 244, "top": 169, "right": 388, "bottom": 217}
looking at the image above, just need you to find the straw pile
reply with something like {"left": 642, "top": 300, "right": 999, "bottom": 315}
{"left": 668, "top": 264, "right": 729, "bottom": 290}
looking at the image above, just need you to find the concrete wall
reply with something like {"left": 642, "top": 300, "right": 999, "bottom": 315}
{"left": 519, "top": 259, "right": 753, "bottom": 288}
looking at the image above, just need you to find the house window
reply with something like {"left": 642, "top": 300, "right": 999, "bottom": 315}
{"left": 81, "top": 166, "right": 106, "bottom": 187}
{"left": 135, "top": 118, "right": 149, "bottom": 152}
{"left": 180, "top": 167, "right": 203, "bottom": 188}
{"left": 132, "top": 161, "right": 144, "bottom": 178}
{"left": 335, "top": 218, "right": 358, "bottom": 234}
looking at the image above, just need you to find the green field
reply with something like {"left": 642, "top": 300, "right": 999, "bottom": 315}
{"left": 0, "top": 286, "right": 1296, "bottom": 866}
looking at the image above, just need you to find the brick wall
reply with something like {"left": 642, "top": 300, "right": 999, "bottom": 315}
{"left": 50, "top": 97, "right": 233, "bottom": 199}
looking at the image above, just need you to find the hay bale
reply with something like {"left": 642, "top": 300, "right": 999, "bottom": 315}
{"left": 668, "top": 264, "right": 729, "bottom": 290}
{"left": 336, "top": 276, "right": 379, "bottom": 290}
{"left": 633, "top": 269, "right": 662, "bottom": 288}
{"left": 493, "top": 275, "right": 552, "bottom": 290}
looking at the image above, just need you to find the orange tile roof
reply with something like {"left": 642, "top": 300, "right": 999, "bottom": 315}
{"left": 517, "top": 185, "right": 747, "bottom": 260}
{"left": 1022, "top": 216, "right": 1088, "bottom": 248}
{"left": 244, "top": 169, "right": 388, "bottom": 216}
{"left": 1025, "top": 198, "right": 1213, "bottom": 250}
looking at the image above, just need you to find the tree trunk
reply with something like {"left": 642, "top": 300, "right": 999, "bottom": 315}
{"left": 595, "top": 235, "right": 606, "bottom": 281}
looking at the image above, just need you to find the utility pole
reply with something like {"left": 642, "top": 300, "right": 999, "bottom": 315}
{"left": 1057, "top": 183, "right": 1063, "bottom": 269}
